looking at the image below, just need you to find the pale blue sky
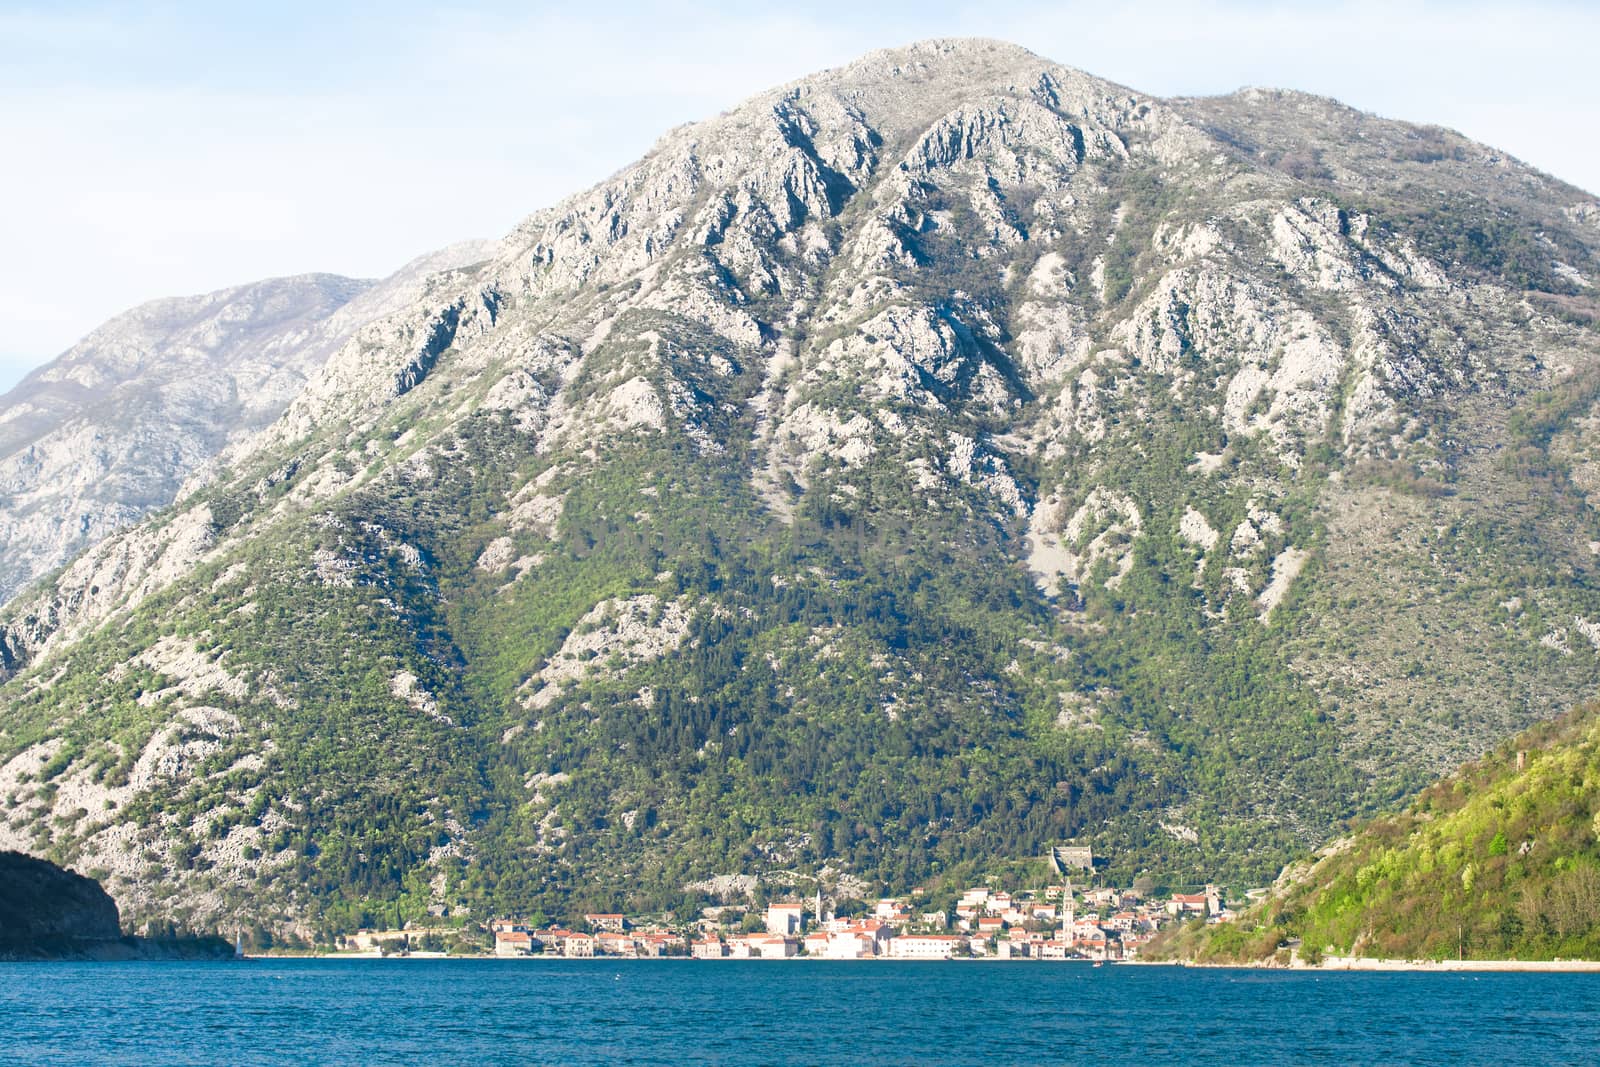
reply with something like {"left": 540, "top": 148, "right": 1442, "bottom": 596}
{"left": 3, "top": 1, "right": 1597, "bottom": 391}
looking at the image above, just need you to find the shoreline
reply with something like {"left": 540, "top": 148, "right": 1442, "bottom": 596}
{"left": 1319, "top": 956, "right": 1600, "bottom": 973}
{"left": 1125, "top": 956, "right": 1600, "bottom": 974}
{"left": 250, "top": 952, "right": 1600, "bottom": 972}
{"left": 243, "top": 953, "right": 1600, "bottom": 979}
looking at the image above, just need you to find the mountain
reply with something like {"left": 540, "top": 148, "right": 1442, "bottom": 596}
{"left": 0, "top": 241, "right": 499, "bottom": 607}
{"left": 1152, "top": 700, "right": 1600, "bottom": 963}
{"left": 0, "top": 38, "right": 1598, "bottom": 937}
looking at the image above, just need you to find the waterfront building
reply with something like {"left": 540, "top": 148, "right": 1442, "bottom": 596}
{"left": 692, "top": 937, "right": 727, "bottom": 960}
{"left": 889, "top": 935, "right": 963, "bottom": 959}
{"left": 766, "top": 903, "right": 804, "bottom": 936}
{"left": 823, "top": 931, "right": 875, "bottom": 959}
{"left": 494, "top": 930, "right": 534, "bottom": 957}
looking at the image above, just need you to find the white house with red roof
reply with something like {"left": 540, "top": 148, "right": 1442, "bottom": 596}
{"left": 1037, "top": 938, "right": 1071, "bottom": 959}
{"left": 595, "top": 931, "right": 635, "bottom": 956}
{"left": 743, "top": 934, "right": 798, "bottom": 959}
{"left": 1167, "top": 893, "right": 1209, "bottom": 916}
{"left": 494, "top": 929, "right": 535, "bottom": 957}
{"left": 823, "top": 930, "right": 876, "bottom": 959}
{"left": 635, "top": 933, "right": 673, "bottom": 957}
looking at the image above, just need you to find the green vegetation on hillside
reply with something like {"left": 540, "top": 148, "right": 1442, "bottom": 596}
{"left": 1155, "top": 701, "right": 1600, "bottom": 963}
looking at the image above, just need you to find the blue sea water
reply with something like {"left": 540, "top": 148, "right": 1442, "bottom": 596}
{"left": 1, "top": 959, "right": 1598, "bottom": 1066}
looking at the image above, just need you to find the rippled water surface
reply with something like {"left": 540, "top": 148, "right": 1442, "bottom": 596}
{"left": 3, "top": 959, "right": 1598, "bottom": 1065}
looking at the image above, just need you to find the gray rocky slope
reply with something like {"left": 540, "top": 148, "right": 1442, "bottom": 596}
{"left": 0, "top": 241, "right": 498, "bottom": 606}
{"left": 1, "top": 39, "right": 1598, "bottom": 933}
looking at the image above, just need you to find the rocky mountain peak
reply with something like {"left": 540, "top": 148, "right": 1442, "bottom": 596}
{"left": 0, "top": 41, "right": 1597, "bottom": 935}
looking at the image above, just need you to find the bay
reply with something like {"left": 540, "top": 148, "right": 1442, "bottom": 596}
{"left": 2, "top": 959, "right": 1597, "bottom": 1065}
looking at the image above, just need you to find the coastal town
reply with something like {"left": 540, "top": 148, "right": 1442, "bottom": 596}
{"left": 329, "top": 861, "right": 1229, "bottom": 963}
{"left": 475, "top": 880, "right": 1235, "bottom": 962}
{"left": 320, "top": 845, "right": 1246, "bottom": 961}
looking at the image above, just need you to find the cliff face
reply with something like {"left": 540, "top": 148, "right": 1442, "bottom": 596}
{"left": 0, "top": 39, "right": 1596, "bottom": 934}
{"left": 0, "top": 850, "right": 121, "bottom": 952}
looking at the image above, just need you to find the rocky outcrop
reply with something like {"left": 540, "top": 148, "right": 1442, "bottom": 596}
{"left": 0, "top": 274, "right": 365, "bottom": 608}
{"left": 0, "top": 852, "right": 235, "bottom": 960}
{"left": 0, "top": 851, "right": 120, "bottom": 954}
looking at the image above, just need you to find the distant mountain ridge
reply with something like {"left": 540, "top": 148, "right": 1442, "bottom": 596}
{"left": 0, "top": 240, "right": 498, "bottom": 607}
{"left": 0, "top": 39, "right": 1597, "bottom": 938}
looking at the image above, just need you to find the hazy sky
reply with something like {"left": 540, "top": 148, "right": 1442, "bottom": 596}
{"left": 3, "top": 0, "right": 1597, "bottom": 391}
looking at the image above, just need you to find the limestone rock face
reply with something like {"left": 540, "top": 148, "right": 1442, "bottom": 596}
{"left": 1, "top": 38, "right": 1598, "bottom": 933}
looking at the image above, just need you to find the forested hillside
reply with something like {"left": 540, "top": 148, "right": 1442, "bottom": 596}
{"left": 1153, "top": 701, "right": 1600, "bottom": 962}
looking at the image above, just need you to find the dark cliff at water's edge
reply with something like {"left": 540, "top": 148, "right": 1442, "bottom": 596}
{"left": 0, "top": 851, "right": 232, "bottom": 960}
{"left": 0, "top": 850, "right": 120, "bottom": 948}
